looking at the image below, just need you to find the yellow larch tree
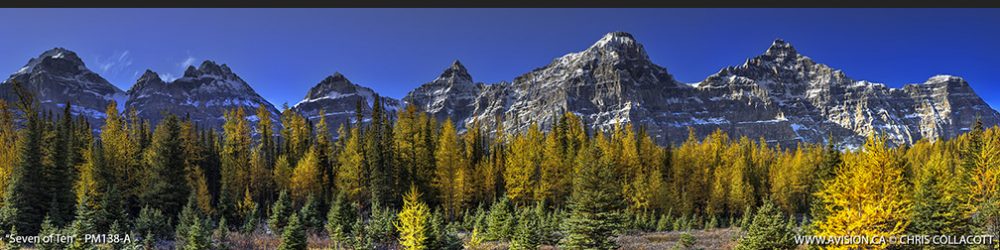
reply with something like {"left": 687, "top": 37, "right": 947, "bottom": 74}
{"left": 816, "top": 135, "right": 912, "bottom": 250}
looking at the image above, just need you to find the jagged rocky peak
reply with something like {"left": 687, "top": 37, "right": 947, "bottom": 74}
{"left": 125, "top": 60, "right": 278, "bottom": 129}
{"left": 764, "top": 38, "right": 798, "bottom": 58}
{"left": 181, "top": 60, "right": 235, "bottom": 79}
{"left": 403, "top": 60, "right": 483, "bottom": 125}
{"left": 128, "top": 69, "right": 166, "bottom": 94}
{"left": 302, "top": 72, "right": 370, "bottom": 100}
{"left": 14, "top": 47, "right": 93, "bottom": 76}
{"left": 439, "top": 60, "right": 472, "bottom": 81}
{"left": 137, "top": 69, "right": 163, "bottom": 83}
{"left": 590, "top": 31, "right": 641, "bottom": 52}
{"left": 1, "top": 47, "right": 126, "bottom": 127}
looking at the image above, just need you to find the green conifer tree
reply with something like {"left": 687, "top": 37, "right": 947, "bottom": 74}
{"left": 278, "top": 214, "right": 307, "bottom": 250}
{"left": 560, "top": 142, "right": 626, "bottom": 250}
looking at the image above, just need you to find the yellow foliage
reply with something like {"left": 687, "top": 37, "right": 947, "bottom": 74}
{"left": 290, "top": 146, "right": 323, "bottom": 202}
{"left": 815, "top": 136, "right": 911, "bottom": 250}
{"left": 396, "top": 185, "right": 430, "bottom": 250}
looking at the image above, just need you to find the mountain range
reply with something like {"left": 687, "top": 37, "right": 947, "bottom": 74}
{"left": 2, "top": 32, "right": 997, "bottom": 147}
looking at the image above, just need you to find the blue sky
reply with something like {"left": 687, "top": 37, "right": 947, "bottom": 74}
{"left": 1, "top": 9, "right": 998, "bottom": 109}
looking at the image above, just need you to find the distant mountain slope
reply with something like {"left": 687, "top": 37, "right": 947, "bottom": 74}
{"left": 0, "top": 48, "right": 127, "bottom": 127}
{"left": 292, "top": 72, "right": 401, "bottom": 133}
{"left": 5, "top": 34, "right": 997, "bottom": 146}
{"left": 126, "top": 61, "right": 279, "bottom": 128}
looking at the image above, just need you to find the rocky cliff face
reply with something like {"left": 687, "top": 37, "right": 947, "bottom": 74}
{"left": 0, "top": 48, "right": 127, "bottom": 127}
{"left": 403, "top": 60, "right": 481, "bottom": 125}
{"left": 416, "top": 33, "right": 999, "bottom": 147}
{"left": 292, "top": 72, "right": 401, "bottom": 133}
{"left": 126, "top": 61, "right": 279, "bottom": 128}
{"left": 6, "top": 34, "right": 998, "bottom": 147}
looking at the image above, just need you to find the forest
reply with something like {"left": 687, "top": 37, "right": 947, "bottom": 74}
{"left": 1, "top": 80, "right": 999, "bottom": 250}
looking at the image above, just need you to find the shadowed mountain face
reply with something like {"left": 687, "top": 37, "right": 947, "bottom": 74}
{"left": 125, "top": 61, "right": 280, "bottom": 129}
{"left": 5, "top": 32, "right": 998, "bottom": 147}
{"left": 292, "top": 72, "right": 402, "bottom": 132}
{"left": 405, "top": 32, "right": 1000, "bottom": 147}
{"left": 0, "top": 48, "right": 127, "bottom": 127}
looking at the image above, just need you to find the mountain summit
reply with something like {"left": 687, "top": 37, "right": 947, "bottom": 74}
{"left": 126, "top": 60, "right": 278, "bottom": 128}
{"left": 0, "top": 48, "right": 126, "bottom": 126}
{"left": 4, "top": 33, "right": 997, "bottom": 147}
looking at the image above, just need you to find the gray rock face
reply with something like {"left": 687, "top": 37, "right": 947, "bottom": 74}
{"left": 403, "top": 60, "right": 482, "bottom": 125}
{"left": 418, "top": 32, "right": 999, "bottom": 147}
{"left": 292, "top": 72, "right": 401, "bottom": 134}
{"left": 5, "top": 36, "right": 997, "bottom": 147}
{"left": 126, "top": 61, "right": 280, "bottom": 129}
{"left": 0, "top": 48, "right": 127, "bottom": 127}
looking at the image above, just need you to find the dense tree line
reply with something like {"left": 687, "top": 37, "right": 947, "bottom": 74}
{"left": 0, "top": 79, "right": 999, "bottom": 249}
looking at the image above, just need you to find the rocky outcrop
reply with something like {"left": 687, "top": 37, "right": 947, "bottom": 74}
{"left": 125, "top": 61, "right": 279, "bottom": 128}
{"left": 0, "top": 48, "right": 127, "bottom": 127}
{"left": 292, "top": 72, "right": 401, "bottom": 133}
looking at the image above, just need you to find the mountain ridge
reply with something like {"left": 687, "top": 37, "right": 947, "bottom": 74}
{"left": 2, "top": 32, "right": 997, "bottom": 146}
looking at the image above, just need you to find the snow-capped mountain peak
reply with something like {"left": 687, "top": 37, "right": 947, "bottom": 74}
{"left": 1, "top": 47, "right": 126, "bottom": 126}
{"left": 764, "top": 38, "right": 798, "bottom": 58}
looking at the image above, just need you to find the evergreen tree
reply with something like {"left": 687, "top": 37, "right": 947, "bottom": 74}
{"left": 45, "top": 103, "right": 77, "bottom": 227}
{"left": 36, "top": 216, "right": 62, "bottom": 250}
{"left": 364, "top": 95, "right": 399, "bottom": 209}
{"left": 143, "top": 115, "right": 190, "bottom": 218}
{"left": 299, "top": 194, "right": 323, "bottom": 231}
{"left": 734, "top": 200, "right": 796, "bottom": 250}
{"left": 326, "top": 192, "right": 356, "bottom": 249}
{"left": 1, "top": 80, "right": 49, "bottom": 235}
{"left": 510, "top": 208, "right": 541, "bottom": 250}
{"left": 213, "top": 217, "right": 231, "bottom": 250}
{"left": 269, "top": 190, "right": 293, "bottom": 233}
{"left": 396, "top": 185, "right": 431, "bottom": 250}
{"left": 175, "top": 195, "right": 203, "bottom": 250}
{"left": 909, "top": 148, "right": 968, "bottom": 237}
{"left": 808, "top": 136, "right": 841, "bottom": 232}
{"left": 560, "top": 142, "right": 626, "bottom": 250}
{"left": 314, "top": 111, "right": 335, "bottom": 204}
{"left": 278, "top": 214, "right": 307, "bottom": 250}
{"left": 134, "top": 206, "right": 169, "bottom": 240}
{"left": 484, "top": 197, "right": 516, "bottom": 241}
{"left": 182, "top": 218, "right": 211, "bottom": 250}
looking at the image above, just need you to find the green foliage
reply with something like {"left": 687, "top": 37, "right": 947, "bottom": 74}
{"left": 657, "top": 213, "right": 672, "bottom": 232}
{"left": 326, "top": 193, "right": 355, "bottom": 248}
{"left": 299, "top": 194, "right": 323, "bottom": 232}
{"left": 143, "top": 115, "right": 191, "bottom": 218}
{"left": 213, "top": 217, "right": 231, "bottom": 250}
{"left": 509, "top": 208, "right": 541, "bottom": 250}
{"left": 368, "top": 203, "right": 398, "bottom": 247}
{"left": 278, "top": 214, "right": 307, "bottom": 250}
{"left": 484, "top": 197, "right": 516, "bottom": 241}
{"left": 268, "top": 190, "right": 293, "bottom": 232}
{"left": 175, "top": 195, "right": 202, "bottom": 249}
{"left": 134, "top": 206, "right": 170, "bottom": 240}
{"left": 677, "top": 232, "right": 696, "bottom": 249}
{"left": 560, "top": 142, "right": 626, "bottom": 250}
{"left": 734, "top": 200, "right": 796, "bottom": 250}
{"left": 182, "top": 218, "right": 211, "bottom": 250}
{"left": 36, "top": 216, "right": 62, "bottom": 250}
